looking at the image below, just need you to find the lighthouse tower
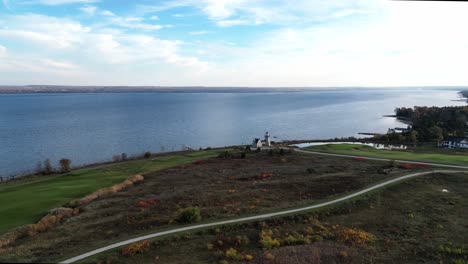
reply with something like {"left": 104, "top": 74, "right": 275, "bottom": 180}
{"left": 264, "top": 131, "right": 271, "bottom": 146}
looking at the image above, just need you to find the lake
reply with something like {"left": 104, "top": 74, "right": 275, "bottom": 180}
{"left": 0, "top": 88, "right": 465, "bottom": 177}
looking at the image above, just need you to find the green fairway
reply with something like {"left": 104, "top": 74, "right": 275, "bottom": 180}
{"left": 0, "top": 150, "right": 226, "bottom": 234}
{"left": 304, "top": 144, "right": 468, "bottom": 165}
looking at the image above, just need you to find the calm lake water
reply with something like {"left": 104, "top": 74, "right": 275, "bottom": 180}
{"left": 0, "top": 88, "right": 465, "bottom": 177}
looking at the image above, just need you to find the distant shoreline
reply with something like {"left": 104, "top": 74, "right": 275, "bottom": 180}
{"left": 0, "top": 86, "right": 467, "bottom": 94}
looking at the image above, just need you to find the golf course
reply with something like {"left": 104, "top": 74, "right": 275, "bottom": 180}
{"left": 304, "top": 143, "right": 468, "bottom": 166}
{"left": 0, "top": 150, "right": 227, "bottom": 234}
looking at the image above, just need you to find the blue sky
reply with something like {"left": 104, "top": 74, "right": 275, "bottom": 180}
{"left": 1, "top": 0, "right": 468, "bottom": 86}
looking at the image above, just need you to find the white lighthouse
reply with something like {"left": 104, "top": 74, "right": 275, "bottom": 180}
{"left": 264, "top": 131, "right": 271, "bottom": 146}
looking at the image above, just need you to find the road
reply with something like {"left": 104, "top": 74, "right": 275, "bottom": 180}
{"left": 61, "top": 168, "right": 467, "bottom": 263}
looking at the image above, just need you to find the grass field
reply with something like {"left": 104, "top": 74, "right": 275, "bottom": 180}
{"left": 304, "top": 144, "right": 468, "bottom": 166}
{"left": 0, "top": 150, "right": 226, "bottom": 234}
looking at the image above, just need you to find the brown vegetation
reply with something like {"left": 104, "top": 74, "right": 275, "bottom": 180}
{"left": 69, "top": 174, "right": 144, "bottom": 206}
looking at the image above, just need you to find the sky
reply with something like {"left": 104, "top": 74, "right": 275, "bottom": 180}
{"left": 0, "top": 0, "right": 468, "bottom": 87}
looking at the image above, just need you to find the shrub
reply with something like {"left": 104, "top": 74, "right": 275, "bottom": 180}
{"left": 121, "top": 240, "right": 150, "bottom": 257}
{"left": 339, "top": 250, "right": 349, "bottom": 258}
{"left": 259, "top": 230, "right": 281, "bottom": 249}
{"left": 336, "top": 228, "right": 375, "bottom": 245}
{"left": 353, "top": 157, "right": 366, "bottom": 161}
{"left": 399, "top": 163, "right": 413, "bottom": 169}
{"left": 263, "top": 252, "right": 275, "bottom": 260}
{"left": 176, "top": 207, "right": 202, "bottom": 224}
{"left": 59, "top": 158, "right": 71, "bottom": 173}
{"left": 244, "top": 254, "right": 253, "bottom": 261}
{"left": 257, "top": 173, "right": 273, "bottom": 180}
{"left": 218, "top": 151, "right": 233, "bottom": 159}
{"left": 136, "top": 198, "right": 159, "bottom": 208}
{"left": 225, "top": 248, "right": 243, "bottom": 261}
{"left": 121, "top": 153, "right": 128, "bottom": 161}
{"left": 241, "top": 152, "right": 246, "bottom": 159}
{"left": 144, "top": 152, "right": 152, "bottom": 159}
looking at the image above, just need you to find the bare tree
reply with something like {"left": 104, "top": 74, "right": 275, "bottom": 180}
{"left": 43, "top": 159, "right": 53, "bottom": 175}
{"left": 59, "top": 159, "right": 71, "bottom": 173}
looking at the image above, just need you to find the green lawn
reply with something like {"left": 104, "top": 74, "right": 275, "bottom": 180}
{"left": 304, "top": 144, "right": 468, "bottom": 166}
{"left": 0, "top": 150, "right": 226, "bottom": 234}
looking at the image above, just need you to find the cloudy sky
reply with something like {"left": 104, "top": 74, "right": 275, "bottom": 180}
{"left": 0, "top": 0, "right": 467, "bottom": 87}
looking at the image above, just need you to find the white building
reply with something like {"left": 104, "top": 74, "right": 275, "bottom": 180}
{"left": 440, "top": 137, "right": 468, "bottom": 149}
{"left": 251, "top": 132, "right": 272, "bottom": 150}
{"left": 252, "top": 138, "right": 263, "bottom": 149}
{"left": 264, "top": 131, "right": 271, "bottom": 147}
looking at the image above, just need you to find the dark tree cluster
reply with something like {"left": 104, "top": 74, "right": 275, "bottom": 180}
{"left": 393, "top": 105, "right": 468, "bottom": 142}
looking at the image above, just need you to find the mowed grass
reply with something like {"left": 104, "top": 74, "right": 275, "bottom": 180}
{"left": 0, "top": 150, "right": 226, "bottom": 234}
{"left": 305, "top": 144, "right": 468, "bottom": 166}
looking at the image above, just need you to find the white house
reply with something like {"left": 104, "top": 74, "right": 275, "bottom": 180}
{"left": 440, "top": 136, "right": 468, "bottom": 149}
{"left": 251, "top": 138, "right": 263, "bottom": 149}
{"left": 251, "top": 132, "right": 272, "bottom": 150}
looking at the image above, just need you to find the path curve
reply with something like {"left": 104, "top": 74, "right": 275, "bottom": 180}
{"left": 61, "top": 169, "right": 467, "bottom": 263}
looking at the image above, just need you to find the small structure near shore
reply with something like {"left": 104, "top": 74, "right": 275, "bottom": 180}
{"left": 251, "top": 132, "right": 272, "bottom": 150}
{"left": 439, "top": 136, "right": 468, "bottom": 149}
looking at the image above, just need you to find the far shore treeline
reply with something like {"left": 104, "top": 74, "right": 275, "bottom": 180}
{"left": 376, "top": 91, "right": 468, "bottom": 144}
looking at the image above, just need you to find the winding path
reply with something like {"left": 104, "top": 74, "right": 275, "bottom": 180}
{"left": 61, "top": 167, "right": 467, "bottom": 263}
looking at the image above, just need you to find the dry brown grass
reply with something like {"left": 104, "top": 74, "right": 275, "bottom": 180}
{"left": 0, "top": 207, "right": 79, "bottom": 248}
{"left": 70, "top": 174, "right": 144, "bottom": 206}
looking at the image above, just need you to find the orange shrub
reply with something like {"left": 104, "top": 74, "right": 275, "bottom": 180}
{"left": 336, "top": 228, "right": 375, "bottom": 245}
{"left": 136, "top": 199, "right": 159, "bottom": 208}
{"left": 121, "top": 240, "right": 151, "bottom": 257}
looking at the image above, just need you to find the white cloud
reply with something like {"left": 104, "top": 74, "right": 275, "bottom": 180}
{"left": 100, "top": 10, "right": 114, "bottom": 16}
{"left": 189, "top": 31, "right": 210, "bottom": 35}
{"left": 148, "top": 0, "right": 381, "bottom": 27}
{"left": 42, "top": 59, "right": 78, "bottom": 69}
{"left": 0, "top": 45, "right": 6, "bottom": 57}
{"left": 79, "top": 5, "right": 97, "bottom": 15}
{"left": 29, "top": 0, "right": 99, "bottom": 5}
{"left": 150, "top": 15, "right": 159, "bottom": 20}
{"left": 0, "top": 13, "right": 209, "bottom": 85}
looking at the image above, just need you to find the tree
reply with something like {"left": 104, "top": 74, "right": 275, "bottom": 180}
{"left": 144, "top": 151, "right": 152, "bottom": 159}
{"left": 59, "top": 159, "right": 71, "bottom": 173}
{"left": 43, "top": 159, "right": 53, "bottom": 175}
{"left": 429, "top": 126, "right": 444, "bottom": 144}
{"left": 410, "top": 130, "right": 418, "bottom": 147}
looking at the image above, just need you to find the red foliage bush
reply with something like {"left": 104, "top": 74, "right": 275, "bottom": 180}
{"left": 257, "top": 173, "right": 273, "bottom": 180}
{"left": 399, "top": 163, "right": 413, "bottom": 169}
{"left": 136, "top": 198, "right": 159, "bottom": 208}
{"left": 353, "top": 157, "right": 366, "bottom": 161}
{"left": 194, "top": 160, "right": 204, "bottom": 165}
